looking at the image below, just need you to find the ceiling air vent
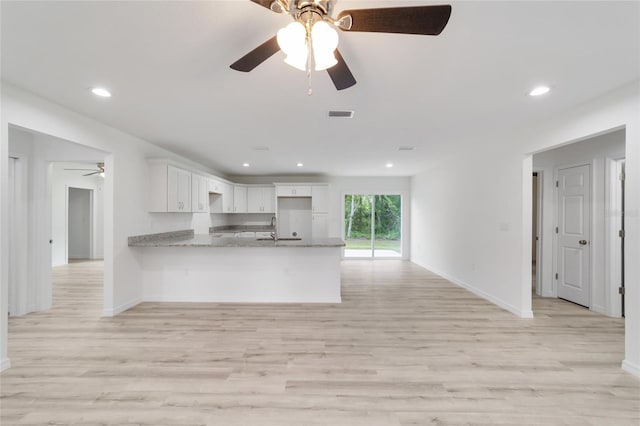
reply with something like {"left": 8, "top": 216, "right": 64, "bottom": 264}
{"left": 328, "top": 110, "right": 354, "bottom": 118}
{"left": 398, "top": 146, "right": 415, "bottom": 151}
{"left": 251, "top": 146, "right": 270, "bottom": 151}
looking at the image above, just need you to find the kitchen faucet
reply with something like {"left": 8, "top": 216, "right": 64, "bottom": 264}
{"left": 270, "top": 216, "right": 277, "bottom": 241}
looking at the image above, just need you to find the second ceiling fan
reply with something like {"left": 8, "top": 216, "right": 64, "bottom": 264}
{"left": 230, "top": 0, "right": 452, "bottom": 91}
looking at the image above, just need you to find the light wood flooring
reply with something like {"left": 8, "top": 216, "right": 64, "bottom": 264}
{"left": 1, "top": 260, "right": 638, "bottom": 425}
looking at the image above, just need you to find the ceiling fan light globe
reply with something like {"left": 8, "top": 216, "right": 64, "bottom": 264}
{"left": 277, "top": 21, "right": 306, "bottom": 55}
{"left": 314, "top": 52, "right": 337, "bottom": 71}
{"left": 284, "top": 51, "right": 308, "bottom": 71}
{"left": 311, "top": 20, "right": 339, "bottom": 70}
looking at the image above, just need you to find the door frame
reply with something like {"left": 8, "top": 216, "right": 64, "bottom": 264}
{"left": 66, "top": 186, "right": 94, "bottom": 262}
{"left": 552, "top": 162, "right": 593, "bottom": 305}
{"left": 532, "top": 169, "right": 544, "bottom": 296}
{"left": 606, "top": 157, "right": 625, "bottom": 318}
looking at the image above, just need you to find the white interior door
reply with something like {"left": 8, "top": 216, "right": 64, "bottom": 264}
{"left": 557, "top": 164, "right": 591, "bottom": 307}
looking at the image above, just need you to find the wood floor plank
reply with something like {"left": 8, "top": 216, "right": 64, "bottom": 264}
{"left": 1, "top": 259, "right": 638, "bottom": 425}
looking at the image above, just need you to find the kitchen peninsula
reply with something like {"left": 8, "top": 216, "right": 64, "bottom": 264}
{"left": 129, "top": 230, "right": 345, "bottom": 303}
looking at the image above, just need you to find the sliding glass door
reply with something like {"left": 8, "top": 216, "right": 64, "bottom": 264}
{"left": 344, "top": 194, "right": 401, "bottom": 258}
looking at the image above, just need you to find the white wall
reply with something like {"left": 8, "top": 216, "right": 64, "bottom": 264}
{"left": 52, "top": 162, "right": 105, "bottom": 265}
{"left": 533, "top": 129, "right": 625, "bottom": 316}
{"left": 231, "top": 175, "right": 412, "bottom": 259}
{"left": 0, "top": 82, "right": 223, "bottom": 371}
{"left": 411, "top": 82, "right": 640, "bottom": 377}
{"left": 411, "top": 143, "right": 529, "bottom": 317}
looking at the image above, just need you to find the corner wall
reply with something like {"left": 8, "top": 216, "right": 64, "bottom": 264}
{"left": 0, "top": 83, "right": 221, "bottom": 371}
{"left": 410, "top": 82, "right": 640, "bottom": 377}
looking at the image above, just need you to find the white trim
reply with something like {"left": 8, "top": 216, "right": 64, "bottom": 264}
{"left": 0, "top": 357, "right": 10, "bottom": 372}
{"left": 413, "top": 260, "right": 535, "bottom": 318}
{"left": 102, "top": 297, "right": 140, "bottom": 317}
{"left": 621, "top": 360, "right": 640, "bottom": 379}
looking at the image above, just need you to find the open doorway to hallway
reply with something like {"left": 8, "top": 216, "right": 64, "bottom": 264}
{"left": 7, "top": 126, "right": 108, "bottom": 324}
{"left": 531, "top": 128, "right": 625, "bottom": 318}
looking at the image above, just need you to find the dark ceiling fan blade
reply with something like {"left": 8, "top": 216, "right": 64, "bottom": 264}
{"left": 65, "top": 168, "right": 99, "bottom": 171}
{"left": 337, "top": 5, "right": 452, "bottom": 35}
{"left": 250, "top": 0, "right": 275, "bottom": 10}
{"left": 83, "top": 171, "right": 101, "bottom": 176}
{"left": 326, "top": 50, "right": 356, "bottom": 91}
{"left": 230, "top": 36, "right": 280, "bottom": 72}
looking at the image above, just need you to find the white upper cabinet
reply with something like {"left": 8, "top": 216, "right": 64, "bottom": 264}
{"left": 191, "top": 173, "right": 209, "bottom": 213}
{"left": 222, "top": 181, "right": 234, "bottom": 213}
{"left": 148, "top": 161, "right": 192, "bottom": 212}
{"left": 167, "top": 165, "right": 192, "bottom": 212}
{"left": 247, "top": 186, "right": 275, "bottom": 213}
{"left": 311, "top": 185, "right": 329, "bottom": 213}
{"left": 208, "top": 178, "right": 223, "bottom": 194}
{"left": 276, "top": 185, "right": 312, "bottom": 197}
{"left": 233, "top": 185, "right": 248, "bottom": 213}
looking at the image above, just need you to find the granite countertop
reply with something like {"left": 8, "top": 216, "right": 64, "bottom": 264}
{"left": 210, "top": 225, "right": 276, "bottom": 234}
{"left": 128, "top": 230, "right": 345, "bottom": 248}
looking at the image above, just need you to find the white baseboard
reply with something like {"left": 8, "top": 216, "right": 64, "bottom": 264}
{"left": 622, "top": 360, "right": 640, "bottom": 379}
{"left": 1, "top": 357, "right": 11, "bottom": 372}
{"left": 411, "top": 260, "right": 534, "bottom": 318}
{"left": 591, "top": 304, "right": 607, "bottom": 316}
{"left": 102, "top": 298, "right": 141, "bottom": 317}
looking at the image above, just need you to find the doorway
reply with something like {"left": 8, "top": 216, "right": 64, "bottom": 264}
{"left": 532, "top": 172, "right": 539, "bottom": 294}
{"left": 344, "top": 194, "right": 402, "bottom": 258}
{"left": 67, "top": 187, "right": 93, "bottom": 261}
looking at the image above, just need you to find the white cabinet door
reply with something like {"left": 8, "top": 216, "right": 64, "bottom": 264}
{"left": 312, "top": 214, "right": 328, "bottom": 238}
{"left": 263, "top": 186, "right": 275, "bottom": 213}
{"left": 247, "top": 186, "right": 263, "bottom": 213}
{"left": 222, "top": 182, "right": 234, "bottom": 213}
{"left": 247, "top": 186, "right": 276, "bottom": 213}
{"left": 276, "top": 185, "right": 311, "bottom": 197}
{"left": 233, "top": 185, "right": 247, "bottom": 213}
{"left": 168, "top": 165, "right": 191, "bottom": 212}
{"left": 191, "top": 174, "right": 209, "bottom": 212}
{"left": 312, "top": 185, "right": 329, "bottom": 213}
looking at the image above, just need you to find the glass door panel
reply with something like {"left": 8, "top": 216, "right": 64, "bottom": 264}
{"left": 374, "top": 195, "right": 402, "bottom": 258}
{"left": 344, "top": 194, "right": 373, "bottom": 257}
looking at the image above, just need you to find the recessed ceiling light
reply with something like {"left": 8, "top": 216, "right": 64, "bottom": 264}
{"left": 385, "top": 163, "right": 393, "bottom": 168}
{"left": 529, "top": 86, "right": 550, "bottom": 97}
{"left": 242, "top": 163, "right": 250, "bottom": 167}
{"left": 296, "top": 163, "right": 303, "bottom": 167}
{"left": 91, "top": 87, "right": 112, "bottom": 98}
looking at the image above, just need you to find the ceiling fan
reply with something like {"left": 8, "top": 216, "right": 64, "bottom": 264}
{"left": 230, "top": 0, "right": 452, "bottom": 90}
{"left": 64, "top": 163, "right": 105, "bottom": 177}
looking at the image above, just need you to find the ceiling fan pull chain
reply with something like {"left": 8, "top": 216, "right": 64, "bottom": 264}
{"left": 306, "top": 20, "right": 313, "bottom": 96}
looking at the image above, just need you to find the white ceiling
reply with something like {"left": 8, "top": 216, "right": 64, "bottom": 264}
{"left": 2, "top": 1, "right": 639, "bottom": 177}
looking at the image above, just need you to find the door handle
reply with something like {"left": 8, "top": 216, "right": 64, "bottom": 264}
{"left": 579, "top": 240, "right": 588, "bottom": 245}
